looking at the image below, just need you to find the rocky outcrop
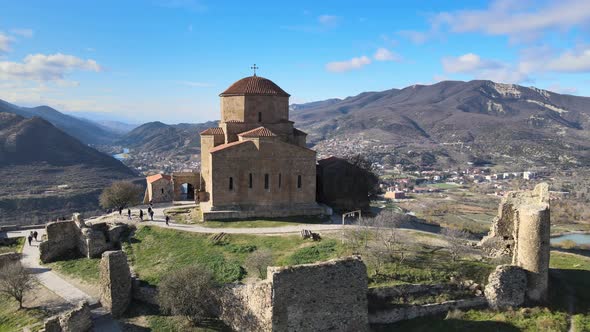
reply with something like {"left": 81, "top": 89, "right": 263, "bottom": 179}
{"left": 99, "top": 250, "right": 131, "bottom": 317}
{"left": 479, "top": 183, "right": 550, "bottom": 303}
{"left": 484, "top": 265, "right": 527, "bottom": 309}
{"left": 44, "top": 301, "right": 92, "bottom": 332}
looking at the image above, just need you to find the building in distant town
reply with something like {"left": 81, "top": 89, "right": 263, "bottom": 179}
{"left": 384, "top": 190, "right": 406, "bottom": 200}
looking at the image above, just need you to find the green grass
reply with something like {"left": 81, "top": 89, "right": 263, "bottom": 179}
{"left": 375, "top": 251, "right": 590, "bottom": 331}
{"left": 203, "top": 215, "right": 329, "bottom": 228}
{"left": 0, "top": 294, "right": 46, "bottom": 332}
{"left": 46, "top": 257, "right": 101, "bottom": 284}
{"left": 0, "top": 237, "right": 25, "bottom": 254}
{"left": 123, "top": 226, "right": 344, "bottom": 286}
{"left": 367, "top": 248, "right": 495, "bottom": 287}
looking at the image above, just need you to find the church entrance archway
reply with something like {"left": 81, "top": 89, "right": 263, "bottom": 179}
{"left": 180, "top": 183, "right": 195, "bottom": 200}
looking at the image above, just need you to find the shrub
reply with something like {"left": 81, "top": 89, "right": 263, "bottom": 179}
{"left": 157, "top": 265, "right": 218, "bottom": 325}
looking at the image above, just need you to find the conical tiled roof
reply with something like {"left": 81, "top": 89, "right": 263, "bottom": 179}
{"left": 220, "top": 76, "right": 290, "bottom": 97}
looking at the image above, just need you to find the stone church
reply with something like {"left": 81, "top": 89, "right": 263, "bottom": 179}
{"left": 199, "top": 74, "right": 328, "bottom": 220}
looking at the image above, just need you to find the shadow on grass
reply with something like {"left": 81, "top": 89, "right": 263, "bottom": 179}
{"left": 371, "top": 317, "right": 520, "bottom": 332}
{"left": 549, "top": 268, "right": 590, "bottom": 313}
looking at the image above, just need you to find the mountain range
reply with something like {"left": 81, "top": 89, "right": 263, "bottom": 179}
{"left": 0, "top": 99, "right": 123, "bottom": 145}
{"left": 0, "top": 112, "right": 137, "bottom": 223}
{"left": 290, "top": 80, "right": 590, "bottom": 169}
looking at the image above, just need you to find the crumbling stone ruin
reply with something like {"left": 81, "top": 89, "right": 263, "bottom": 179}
{"left": 99, "top": 250, "right": 132, "bottom": 317}
{"left": 484, "top": 265, "right": 527, "bottom": 309}
{"left": 479, "top": 183, "right": 550, "bottom": 303}
{"left": 39, "top": 213, "right": 131, "bottom": 263}
{"left": 44, "top": 301, "right": 92, "bottom": 332}
{"left": 220, "top": 256, "right": 369, "bottom": 332}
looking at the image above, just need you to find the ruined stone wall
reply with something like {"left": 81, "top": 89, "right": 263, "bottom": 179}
{"left": 147, "top": 178, "right": 174, "bottom": 203}
{"left": 478, "top": 183, "right": 550, "bottom": 303}
{"left": 40, "top": 216, "right": 131, "bottom": 263}
{"left": 219, "top": 281, "right": 273, "bottom": 331}
{"left": 39, "top": 221, "right": 78, "bottom": 263}
{"left": 368, "top": 298, "right": 486, "bottom": 324}
{"left": 172, "top": 172, "right": 200, "bottom": 201}
{"left": 44, "top": 301, "right": 92, "bottom": 332}
{"left": 219, "top": 257, "right": 369, "bottom": 332}
{"left": 99, "top": 250, "right": 131, "bottom": 317}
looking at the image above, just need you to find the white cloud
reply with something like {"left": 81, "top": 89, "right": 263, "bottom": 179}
{"left": 442, "top": 53, "right": 501, "bottom": 73}
{"left": 442, "top": 53, "right": 528, "bottom": 83}
{"left": 432, "top": 0, "right": 590, "bottom": 42}
{"left": 374, "top": 48, "right": 401, "bottom": 62}
{"left": 326, "top": 56, "right": 371, "bottom": 72}
{"left": 0, "top": 53, "right": 102, "bottom": 81}
{"left": 0, "top": 33, "right": 13, "bottom": 53}
{"left": 318, "top": 15, "right": 339, "bottom": 28}
{"left": 544, "top": 48, "right": 590, "bottom": 72}
{"left": 10, "top": 29, "right": 34, "bottom": 38}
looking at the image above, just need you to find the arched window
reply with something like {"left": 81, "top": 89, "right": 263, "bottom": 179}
{"left": 161, "top": 188, "right": 164, "bottom": 194}
{"left": 297, "top": 175, "right": 302, "bottom": 188}
{"left": 249, "top": 173, "right": 253, "bottom": 189}
{"left": 258, "top": 112, "right": 262, "bottom": 122}
{"left": 264, "top": 174, "right": 269, "bottom": 190}
{"left": 229, "top": 177, "right": 233, "bottom": 190}
{"left": 278, "top": 173, "right": 282, "bottom": 189}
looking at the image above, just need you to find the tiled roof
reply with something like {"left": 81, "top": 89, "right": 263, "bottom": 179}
{"left": 238, "top": 126, "right": 277, "bottom": 138}
{"left": 209, "top": 140, "right": 250, "bottom": 153}
{"left": 200, "top": 127, "right": 225, "bottom": 135}
{"left": 220, "top": 76, "right": 290, "bottom": 97}
{"left": 146, "top": 174, "right": 171, "bottom": 183}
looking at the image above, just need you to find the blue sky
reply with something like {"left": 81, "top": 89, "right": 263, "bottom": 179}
{"left": 1, "top": 0, "right": 589, "bottom": 123}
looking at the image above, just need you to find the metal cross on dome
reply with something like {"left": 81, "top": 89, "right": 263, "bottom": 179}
{"left": 251, "top": 64, "right": 259, "bottom": 76}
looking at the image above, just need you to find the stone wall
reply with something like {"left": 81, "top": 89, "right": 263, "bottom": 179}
{"left": 44, "top": 301, "right": 92, "bottom": 332}
{"left": 99, "top": 250, "right": 131, "bottom": 317}
{"left": 219, "top": 256, "right": 369, "bottom": 332}
{"left": 39, "top": 220, "right": 78, "bottom": 263}
{"left": 39, "top": 215, "right": 131, "bottom": 263}
{"left": 478, "top": 183, "right": 550, "bottom": 303}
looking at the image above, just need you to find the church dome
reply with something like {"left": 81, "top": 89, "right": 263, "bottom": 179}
{"left": 220, "top": 75, "right": 290, "bottom": 97}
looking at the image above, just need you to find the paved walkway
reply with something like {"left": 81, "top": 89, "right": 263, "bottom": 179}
{"left": 91, "top": 202, "right": 353, "bottom": 235}
{"left": 7, "top": 229, "right": 98, "bottom": 305}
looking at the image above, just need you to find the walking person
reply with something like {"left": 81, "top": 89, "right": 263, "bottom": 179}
{"left": 127, "top": 208, "right": 131, "bottom": 220}
{"left": 149, "top": 210, "right": 154, "bottom": 221}
{"left": 165, "top": 215, "right": 169, "bottom": 226}
{"left": 139, "top": 209, "right": 144, "bottom": 222}
{"left": 27, "top": 234, "right": 33, "bottom": 246}
{"left": 119, "top": 208, "right": 123, "bottom": 216}
{"left": 33, "top": 231, "right": 38, "bottom": 242}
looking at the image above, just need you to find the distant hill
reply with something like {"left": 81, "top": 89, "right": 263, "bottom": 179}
{"left": 0, "top": 99, "right": 121, "bottom": 144}
{"left": 291, "top": 80, "right": 590, "bottom": 169}
{"left": 116, "top": 120, "right": 218, "bottom": 156}
{"left": 0, "top": 112, "right": 138, "bottom": 223}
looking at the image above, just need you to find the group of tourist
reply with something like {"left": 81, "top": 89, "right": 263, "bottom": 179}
{"left": 117, "top": 205, "right": 170, "bottom": 226}
{"left": 27, "top": 230, "right": 39, "bottom": 245}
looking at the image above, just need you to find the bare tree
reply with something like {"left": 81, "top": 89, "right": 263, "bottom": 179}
{"left": 0, "top": 262, "right": 34, "bottom": 309}
{"left": 158, "top": 265, "right": 218, "bottom": 325}
{"left": 369, "top": 211, "right": 406, "bottom": 263}
{"left": 99, "top": 181, "right": 143, "bottom": 211}
{"left": 245, "top": 249, "right": 273, "bottom": 279}
{"left": 441, "top": 228, "right": 470, "bottom": 262}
